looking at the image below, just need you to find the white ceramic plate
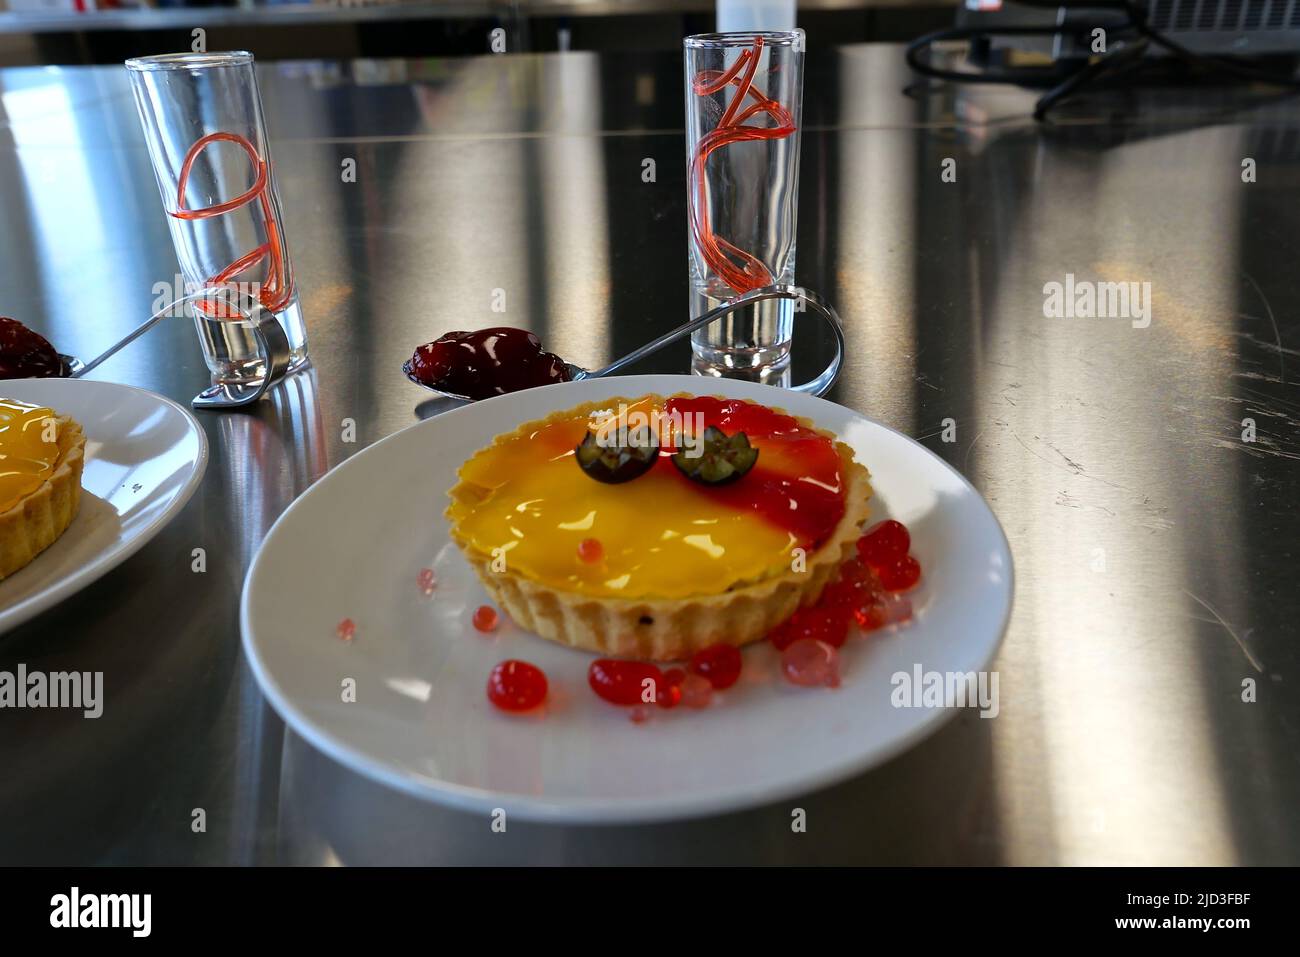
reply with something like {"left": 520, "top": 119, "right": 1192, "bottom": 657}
{"left": 0, "top": 378, "right": 207, "bottom": 635}
{"left": 242, "top": 375, "right": 1013, "bottom": 823}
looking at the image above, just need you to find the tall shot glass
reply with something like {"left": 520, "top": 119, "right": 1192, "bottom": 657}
{"left": 684, "top": 31, "right": 803, "bottom": 378}
{"left": 126, "top": 51, "right": 309, "bottom": 384}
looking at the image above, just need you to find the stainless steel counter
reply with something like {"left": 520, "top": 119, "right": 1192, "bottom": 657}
{"left": 0, "top": 47, "right": 1297, "bottom": 865}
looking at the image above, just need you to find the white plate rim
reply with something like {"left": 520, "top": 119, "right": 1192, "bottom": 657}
{"left": 0, "top": 378, "right": 209, "bottom": 636}
{"left": 241, "top": 375, "right": 1014, "bottom": 824}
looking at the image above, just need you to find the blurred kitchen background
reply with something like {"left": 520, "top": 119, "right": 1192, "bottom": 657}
{"left": 0, "top": 0, "right": 954, "bottom": 66}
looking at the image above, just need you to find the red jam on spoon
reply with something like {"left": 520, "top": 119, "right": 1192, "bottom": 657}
{"left": 0, "top": 317, "right": 70, "bottom": 379}
{"left": 408, "top": 327, "right": 570, "bottom": 400}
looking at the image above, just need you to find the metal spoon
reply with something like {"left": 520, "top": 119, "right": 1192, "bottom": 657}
{"left": 67, "top": 287, "right": 291, "bottom": 410}
{"left": 402, "top": 284, "right": 845, "bottom": 401}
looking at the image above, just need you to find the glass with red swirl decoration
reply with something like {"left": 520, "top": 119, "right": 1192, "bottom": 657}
{"left": 684, "top": 31, "right": 803, "bottom": 381}
{"left": 126, "top": 52, "right": 309, "bottom": 385}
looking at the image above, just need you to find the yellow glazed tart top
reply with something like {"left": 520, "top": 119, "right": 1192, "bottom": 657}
{"left": 447, "top": 395, "right": 849, "bottom": 600}
{"left": 0, "top": 398, "right": 63, "bottom": 513}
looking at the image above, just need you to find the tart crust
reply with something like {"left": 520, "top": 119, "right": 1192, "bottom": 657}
{"left": 0, "top": 414, "right": 85, "bottom": 581}
{"left": 447, "top": 395, "right": 872, "bottom": 661}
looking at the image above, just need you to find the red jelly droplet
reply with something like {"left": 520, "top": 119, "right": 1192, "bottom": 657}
{"left": 689, "top": 643, "right": 743, "bottom": 690}
{"left": 768, "top": 606, "right": 851, "bottom": 651}
{"left": 876, "top": 554, "right": 922, "bottom": 592}
{"left": 577, "top": 538, "right": 604, "bottom": 563}
{"left": 857, "top": 519, "right": 911, "bottom": 568}
{"left": 336, "top": 617, "right": 356, "bottom": 641}
{"left": 839, "top": 557, "right": 871, "bottom": 584}
{"left": 486, "top": 659, "right": 548, "bottom": 712}
{"left": 629, "top": 706, "right": 652, "bottom": 724}
{"left": 854, "top": 599, "right": 888, "bottom": 631}
{"left": 781, "top": 639, "right": 841, "bottom": 688}
{"left": 656, "top": 681, "right": 682, "bottom": 709}
{"left": 417, "top": 567, "right": 436, "bottom": 594}
{"left": 588, "top": 659, "right": 664, "bottom": 706}
{"left": 822, "top": 558, "right": 879, "bottom": 611}
{"left": 472, "top": 605, "right": 499, "bottom": 632}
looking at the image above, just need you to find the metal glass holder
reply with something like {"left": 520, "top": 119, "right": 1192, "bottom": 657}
{"left": 597, "top": 285, "right": 843, "bottom": 396}
{"left": 68, "top": 287, "right": 292, "bottom": 410}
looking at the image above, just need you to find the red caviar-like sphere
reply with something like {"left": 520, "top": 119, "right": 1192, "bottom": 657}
{"left": 656, "top": 681, "right": 682, "bottom": 709}
{"left": 486, "top": 660, "right": 548, "bottom": 712}
{"left": 857, "top": 519, "right": 910, "bottom": 568}
{"left": 408, "top": 327, "right": 570, "bottom": 400}
{"left": 577, "top": 538, "right": 604, "bottom": 563}
{"left": 657, "top": 667, "right": 687, "bottom": 708}
{"left": 472, "top": 605, "right": 499, "bottom": 632}
{"left": 876, "top": 554, "right": 922, "bottom": 592}
{"left": 588, "top": 659, "right": 664, "bottom": 706}
{"left": 769, "top": 606, "right": 851, "bottom": 651}
{"left": 855, "top": 600, "right": 888, "bottom": 631}
{"left": 821, "top": 558, "right": 882, "bottom": 610}
{"left": 689, "top": 643, "right": 743, "bottom": 690}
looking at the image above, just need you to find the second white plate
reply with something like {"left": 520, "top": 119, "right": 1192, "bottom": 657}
{"left": 0, "top": 377, "right": 208, "bottom": 635}
{"left": 242, "top": 375, "right": 1013, "bottom": 823}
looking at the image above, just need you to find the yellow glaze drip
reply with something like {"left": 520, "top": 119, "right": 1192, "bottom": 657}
{"left": 449, "top": 398, "right": 801, "bottom": 600}
{"left": 0, "top": 399, "right": 61, "bottom": 513}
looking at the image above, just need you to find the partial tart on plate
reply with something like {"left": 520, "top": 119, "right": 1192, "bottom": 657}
{"left": 446, "top": 394, "right": 872, "bottom": 660}
{"left": 0, "top": 398, "right": 85, "bottom": 580}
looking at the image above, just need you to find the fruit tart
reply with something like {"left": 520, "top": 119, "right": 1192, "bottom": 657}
{"left": 0, "top": 398, "right": 85, "bottom": 580}
{"left": 446, "top": 394, "right": 872, "bottom": 660}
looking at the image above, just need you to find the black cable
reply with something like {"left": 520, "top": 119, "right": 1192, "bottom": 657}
{"left": 904, "top": 0, "right": 1300, "bottom": 121}
{"left": 1032, "top": 36, "right": 1150, "bottom": 120}
{"left": 905, "top": 24, "right": 1104, "bottom": 87}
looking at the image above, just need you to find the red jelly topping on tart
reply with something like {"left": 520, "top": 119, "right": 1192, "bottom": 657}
{"left": 663, "top": 396, "right": 847, "bottom": 547}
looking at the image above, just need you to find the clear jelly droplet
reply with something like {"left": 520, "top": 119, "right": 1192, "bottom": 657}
{"left": 679, "top": 672, "right": 714, "bottom": 709}
{"left": 780, "top": 639, "right": 840, "bottom": 688}
{"left": 417, "top": 567, "right": 436, "bottom": 595}
{"left": 881, "top": 592, "right": 913, "bottom": 625}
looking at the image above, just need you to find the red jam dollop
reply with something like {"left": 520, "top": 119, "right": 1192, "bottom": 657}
{"left": 408, "top": 327, "right": 570, "bottom": 400}
{"left": 0, "top": 317, "right": 69, "bottom": 379}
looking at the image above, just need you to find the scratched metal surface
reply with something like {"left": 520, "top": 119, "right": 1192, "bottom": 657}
{"left": 0, "top": 47, "right": 1296, "bottom": 865}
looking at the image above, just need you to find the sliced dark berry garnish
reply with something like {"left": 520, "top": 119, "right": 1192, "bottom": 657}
{"left": 671, "top": 425, "right": 759, "bottom": 486}
{"left": 575, "top": 424, "right": 659, "bottom": 484}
